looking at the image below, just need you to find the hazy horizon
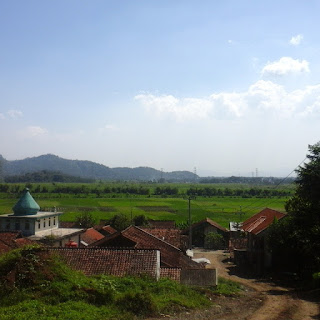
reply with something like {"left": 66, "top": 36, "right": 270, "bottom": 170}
{"left": 0, "top": 1, "right": 318, "bottom": 177}
{"left": 1, "top": 153, "right": 298, "bottom": 178}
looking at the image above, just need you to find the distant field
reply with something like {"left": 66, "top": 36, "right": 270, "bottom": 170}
{"left": 0, "top": 182, "right": 291, "bottom": 228}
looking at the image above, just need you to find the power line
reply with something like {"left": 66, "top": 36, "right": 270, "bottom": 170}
{"left": 239, "top": 156, "right": 307, "bottom": 212}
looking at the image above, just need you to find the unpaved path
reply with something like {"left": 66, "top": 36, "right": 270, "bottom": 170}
{"left": 192, "top": 249, "right": 319, "bottom": 320}
{"left": 149, "top": 250, "right": 319, "bottom": 320}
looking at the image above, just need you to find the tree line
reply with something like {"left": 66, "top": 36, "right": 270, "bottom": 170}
{"left": 0, "top": 182, "right": 292, "bottom": 199}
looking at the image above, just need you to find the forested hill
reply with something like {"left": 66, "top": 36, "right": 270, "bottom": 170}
{"left": 0, "top": 154, "right": 198, "bottom": 182}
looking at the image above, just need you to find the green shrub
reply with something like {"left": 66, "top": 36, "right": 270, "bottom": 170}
{"left": 211, "top": 277, "right": 242, "bottom": 296}
{"left": 312, "top": 272, "right": 320, "bottom": 288}
{"left": 116, "top": 291, "right": 157, "bottom": 316}
{"left": 204, "top": 232, "right": 225, "bottom": 249}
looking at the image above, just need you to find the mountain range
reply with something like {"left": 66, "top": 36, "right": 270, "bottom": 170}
{"left": 0, "top": 154, "right": 198, "bottom": 182}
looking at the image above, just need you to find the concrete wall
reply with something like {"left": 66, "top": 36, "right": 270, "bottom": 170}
{"left": 180, "top": 269, "right": 218, "bottom": 287}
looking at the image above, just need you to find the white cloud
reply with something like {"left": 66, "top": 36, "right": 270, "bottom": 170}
{"left": 26, "top": 126, "right": 48, "bottom": 137}
{"left": 135, "top": 94, "right": 214, "bottom": 121}
{"left": 0, "top": 113, "right": 5, "bottom": 120}
{"left": 136, "top": 80, "right": 320, "bottom": 121}
{"left": 261, "top": 57, "right": 310, "bottom": 76}
{"left": 98, "top": 124, "right": 118, "bottom": 133}
{"left": 289, "top": 34, "right": 303, "bottom": 46}
{"left": 7, "top": 109, "right": 23, "bottom": 118}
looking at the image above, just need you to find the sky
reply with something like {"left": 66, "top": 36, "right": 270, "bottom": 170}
{"left": 0, "top": 1, "right": 319, "bottom": 177}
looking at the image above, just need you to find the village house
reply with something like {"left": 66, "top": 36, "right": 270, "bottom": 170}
{"left": 47, "top": 247, "right": 161, "bottom": 279}
{"left": 0, "top": 231, "right": 34, "bottom": 254}
{"left": 0, "top": 188, "right": 84, "bottom": 247}
{"left": 183, "top": 217, "right": 229, "bottom": 248}
{"left": 233, "top": 207, "right": 286, "bottom": 274}
{"left": 79, "top": 227, "right": 105, "bottom": 247}
{"left": 88, "top": 225, "right": 219, "bottom": 283}
{"left": 141, "top": 220, "right": 188, "bottom": 251}
{"left": 91, "top": 225, "right": 200, "bottom": 269}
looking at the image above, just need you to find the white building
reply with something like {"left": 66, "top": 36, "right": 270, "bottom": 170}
{"left": 0, "top": 188, "right": 83, "bottom": 246}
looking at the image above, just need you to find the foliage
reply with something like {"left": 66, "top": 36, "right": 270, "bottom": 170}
{"left": 268, "top": 142, "right": 320, "bottom": 277}
{"left": 116, "top": 291, "right": 156, "bottom": 316}
{"left": 204, "top": 232, "right": 225, "bottom": 249}
{"left": 132, "top": 214, "right": 148, "bottom": 226}
{"left": 75, "top": 212, "right": 96, "bottom": 228}
{"left": 312, "top": 272, "right": 320, "bottom": 288}
{"left": 107, "top": 214, "right": 131, "bottom": 231}
{"left": 211, "top": 277, "right": 242, "bottom": 296}
{"left": 0, "top": 247, "right": 212, "bottom": 319}
{"left": 4, "top": 170, "right": 94, "bottom": 183}
{"left": 2, "top": 154, "right": 197, "bottom": 182}
{"left": 0, "top": 187, "right": 289, "bottom": 229}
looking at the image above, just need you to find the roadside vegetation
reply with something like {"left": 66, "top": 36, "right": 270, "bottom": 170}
{"left": 0, "top": 246, "right": 242, "bottom": 320}
{"left": 268, "top": 142, "right": 320, "bottom": 282}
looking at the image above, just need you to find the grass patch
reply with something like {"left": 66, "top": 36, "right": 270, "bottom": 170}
{"left": 0, "top": 247, "right": 211, "bottom": 319}
{"left": 212, "top": 277, "right": 243, "bottom": 296}
{"left": 0, "top": 182, "right": 290, "bottom": 229}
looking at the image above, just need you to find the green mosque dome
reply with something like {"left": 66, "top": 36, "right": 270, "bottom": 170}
{"left": 12, "top": 188, "right": 40, "bottom": 215}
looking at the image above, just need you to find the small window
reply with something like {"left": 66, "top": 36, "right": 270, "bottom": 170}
{"left": 43, "top": 219, "right": 46, "bottom": 228}
{"left": 53, "top": 216, "right": 56, "bottom": 225}
{"left": 38, "top": 221, "right": 41, "bottom": 229}
{"left": 48, "top": 218, "right": 51, "bottom": 227}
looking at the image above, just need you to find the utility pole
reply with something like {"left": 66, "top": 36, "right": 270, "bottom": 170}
{"left": 188, "top": 196, "right": 192, "bottom": 250}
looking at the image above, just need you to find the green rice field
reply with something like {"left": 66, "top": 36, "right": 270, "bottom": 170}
{"left": 0, "top": 182, "right": 291, "bottom": 228}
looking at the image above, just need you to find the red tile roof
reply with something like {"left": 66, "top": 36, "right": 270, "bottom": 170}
{"left": 242, "top": 208, "right": 286, "bottom": 235}
{"left": 93, "top": 226, "right": 201, "bottom": 269}
{"left": 186, "top": 218, "right": 228, "bottom": 233}
{"left": 147, "top": 220, "right": 176, "bottom": 229}
{"left": 101, "top": 225, "right": 117, "bottom": 235}
{"left": 0, "top": 232, "right": 34, "bottom": 254}
{"left": 80, "top": 228, "right": 105, "bottom": 246}
{"left": 48, "top": 248, "right": 160, "bottom": 278}
{"left": 160, "top": 267, "right": 181, "bottom": 281}
{"left": 141, "top": 228, "right": 182, "bottom": 248}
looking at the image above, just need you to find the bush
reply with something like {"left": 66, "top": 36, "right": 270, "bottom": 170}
{"left": 116, "top": 291, "right": 157, "bottom": 316}
{"left": 204, "top": 232, "right": 225, "bottom": 249}
{"left": 312, "top": 272, "right": 320, "bottom": 288}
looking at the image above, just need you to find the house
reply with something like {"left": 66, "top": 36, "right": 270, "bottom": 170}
{"left": 0, "top": 188, "right": 83, "bottom": 247}
{"left": 80, "top": 228, "right": 105, "bottom": 247}
{"left": 0, "top": 231, "right": 34, "bottom": 254}
{"left": 47, "top": 247, "right": 161, "bottom": 279}
{"left": 46, "top": 246, "right": 217, "bottom": 285}
{"left": 141, "top": 226, "right": 187, "bottom": 250}
{"left": 183, "top": 218, "right": 228, "bottom": 248}
{"left": 89, "top": 226, "right": 219, "bottom": 285}
{"left": 92, "top": 225, "right": 201, "bottom": 270}
{"left": 234, "top": 208, "right": 286, "bottom": 274}
{"left": 95, "top": 224, "right": 117, "bottom": 236}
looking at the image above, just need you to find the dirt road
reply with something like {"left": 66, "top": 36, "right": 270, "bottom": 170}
{"left": 193, "top": 249, "right": 319, "bottom": 320}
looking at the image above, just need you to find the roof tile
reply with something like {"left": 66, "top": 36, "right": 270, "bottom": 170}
{"left": 48, "top": 248, "right": 159, "bottom": 278}
{"left": 242, "top": 208, "right": 286, "bottom": 235}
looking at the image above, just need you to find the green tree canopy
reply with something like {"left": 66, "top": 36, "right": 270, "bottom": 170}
{"left": 268, "top": 142, "right": 320, "bottom": 276}
{"left": 107, "top": 214, "right": 131, "bottom": 231}
{"left": 75, "top": 212, "right": 96, "bottom": 228}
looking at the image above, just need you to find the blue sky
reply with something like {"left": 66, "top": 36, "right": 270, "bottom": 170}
{"left": 0, "top": 1, "right": 319, "bottom": 176}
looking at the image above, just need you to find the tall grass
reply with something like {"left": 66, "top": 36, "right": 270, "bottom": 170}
{"left": 0, "top": 247, "right": 215, "bottom": 319}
